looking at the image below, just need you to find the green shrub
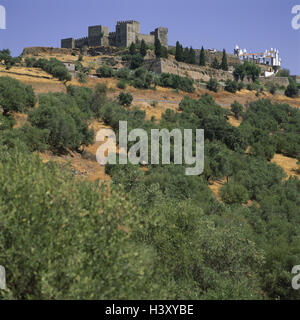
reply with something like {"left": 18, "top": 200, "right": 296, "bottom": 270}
{"left": 0, "top": 77, "right": 36, "bottom": 114}
{"left": 231, "top": 101, "right": 243, "bottom": 119}
{"left": 0, "top": 151, "right": 170, "bottom": 299}
{"left": 237, "top": 82, "right": 245, "bottom": 91}
{"left": 66, "top": 85, "right": 93, "bottom": 116}
{"left": 117, "top": 79, "right": 127, "bottom": 89}
{"left": 130, "top": 54, "right": 144, "bottom": 70}
{"left": 159, "top": 73, "right": 195, "bottom": 93}
{"left": 78, "top": 72, "right": 87, "bottom": 83}
{"left": 224, "top": 80, "right": 238, "bottom": 93}
{"left": 30, "top": 58, "right": 71, "bottom": 81}
{"left": 220, "top": 181, "right": 250, "bottom": 204}
{"left": 116, "top": 67, "right": 130, "bottom": 79}
{"left": 0, "top": 114, "right": 15, "bottom": 130}
{"left": 96, "top": 65, "right": 115, "bottom": 78}
{"left": 0, "top": 49, "right": 21, "bottom": 68}
{"left": 118, "top": 92, "right": 133, "bottom": 106}
{"left": 28, "top": 93, "right": 93, "bottom": 150}
{"left": 131, "top": 68, "right": 153, "bottom": 89}
{"left": 90, "top": 84, "right": 108, "bottom": 117}
{"left": 247, "top": 83, "right": 255, "bottom": 91}
{"left": 285, "top": 80, "right": 299, "bottom": 98}
{"left": 206, "top": 78, "right": 219, "bottom": 92}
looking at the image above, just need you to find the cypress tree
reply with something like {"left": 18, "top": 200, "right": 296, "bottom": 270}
{"left": 199, "top": 46, "right": 206, "bottom": 66}
{"left": 175, "top": 41, "right": 183, "bottom": 62}
{"left": 221, "top": 49, "right": 228, "bottom": 71}
{"left": 155, "top": 38, "right": 162, "bottom": 58}
{"left": 183, "top": 47, "right": 189, "bottom": 63}
{"left": 129, "top": 42, "right": 136, "bottom": 55}
{"left": 189, "top": 47, "right": 196, "bottom": 65}
{"left": 140, "top": 40, "right": 147, "bottom": 57}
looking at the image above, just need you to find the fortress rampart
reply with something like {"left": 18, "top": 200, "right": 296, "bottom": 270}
{"left": 61, "top": 20, "right": 168, "bottom": 49}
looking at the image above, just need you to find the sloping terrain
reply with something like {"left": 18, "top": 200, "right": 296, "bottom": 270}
{"left": 3, "top": 48, "right": 299, "bottom": 185}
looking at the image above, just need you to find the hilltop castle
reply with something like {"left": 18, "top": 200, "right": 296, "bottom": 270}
{"left": 61, "top": 20, "right": 168, "bottom": 49}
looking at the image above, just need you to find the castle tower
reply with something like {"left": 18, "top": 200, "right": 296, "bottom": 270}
{"left": 153, "top": 27, "right": 168, "bottom": 48}
{"left": 88, "top": 25, "right": 109, "bottom": 47}
{"left": 115, "top": 20, "right": 141, "bottom": 47}
{"left": 61, "top": 38, "right": 75, "bottom": 49}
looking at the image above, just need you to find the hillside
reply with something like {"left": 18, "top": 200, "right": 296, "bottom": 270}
{"left": 1, "top": 45, "right": 300, "bottom": 300}
{"left": 1, "top": 47, "right": 299, "bottom": 182}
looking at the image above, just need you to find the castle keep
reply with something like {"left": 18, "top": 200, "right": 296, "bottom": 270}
{"left": 61, "top": 20, "right": 168, "bottom": 49}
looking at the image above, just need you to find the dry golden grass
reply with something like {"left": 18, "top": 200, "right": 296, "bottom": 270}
{"left": 39, "top": 119, "right": 112, "bottom": 182}
{"left": 208, "top": 179, "right": 226, "bottom": 202}
{"left": 0, "top": 65, "right": 52, "bottom": 79}
{"left": 13, "top": 113, "right": 28, "bottom": 128}
{"left": 227, "top": 115, "right": 242, "bottom": 127}
{"left": 271, "top": 154, "right": 300, "bottom": 179}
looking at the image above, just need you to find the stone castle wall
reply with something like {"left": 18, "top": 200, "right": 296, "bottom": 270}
{"left": 61, "top": 20, "right": 168, "bottom": 49}
{"left": 143, "top": 58, "right": 290, "bottom": 88}
{"left": 144, "top": 58, "right": 234, "bottom": 82}
{"left": 259, "top": 77, "right": 289, "bottom": 87}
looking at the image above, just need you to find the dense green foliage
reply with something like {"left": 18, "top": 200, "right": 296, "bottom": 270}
{"left": 207, "top": 78, "right": 219, "bottom": 92}
{"left": 231, "top": 101, "right": 243, "bottom": 119}
{"left": 224, "top": 79, "right": 238, "bottom": 93}
{"left": 97, "top": 65, "right": 195, "bottom": 93}
{"left": 24, "top": 57, "right": 71, "bottom": 81}
{"left": 285, "top": 78, "right": 299, "bottom": 98}
{"left": 175, "top": 41, "right": 197, "bottom": 65}
{"left": 240, "top": 99, "right": 300, "bottom": 159}
{"left": 0, "top": 71, "right": 299, "bottom": 300}
{"left": 96, "top": 64, "right": 115, "bottom": 78}
{"left": 0, "top": 77, "right": 36, "bottom": 114}
{"left": 220, "top": 49, "right": 228, "bottom": 71}
{"left": 199, "top": 46, "right": 206, "bottom": 66}
{"left": 28, "top": 92, "right": 93, "bottom": 151}
{"left": 118, "top": 92, "right": 133, "bottom": 106}
{"left": 140, "top": 40, "right": 147, "bottom": 57}
{"left": 0, "top": 49, "right": 21, "bottom": 69}
{"left": 233, "top": 61, "right": 261, "bottom": 82}
{"left": 159, "top": 73, "right": 195, "bottom": 92}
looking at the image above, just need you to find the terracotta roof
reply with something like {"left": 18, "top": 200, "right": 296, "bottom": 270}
{"left": 240, "top": 52, "right": 264, "bottom": 56}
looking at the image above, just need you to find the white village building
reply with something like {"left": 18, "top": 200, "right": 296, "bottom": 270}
{"left": 234, "top": 45, "right": 282, "bottom": 77}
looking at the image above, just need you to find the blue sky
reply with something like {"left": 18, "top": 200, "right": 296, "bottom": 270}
{"left": 0, "top": 0, "right": 299, "bottom": 74}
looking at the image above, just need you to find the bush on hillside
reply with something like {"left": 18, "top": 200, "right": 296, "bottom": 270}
{"left": 206, "top": 78, "right": 219, "bottom": 92}
{"left": 118, "top": 92, "right": 133, "bottom": 106}
{"left": 159, "top": 73, "right": 195, "bottom": 93}
{"left": 28, "top": 93, "right": 93, "bottom": 150}
{"left": 224, "top": 79, "right": 238, "bottom": 93}
{"left": 0, "top": 77, "right": 36, "bottom": 114}
{"left": 96, "top": 65, "right": 115, "bottom": 78}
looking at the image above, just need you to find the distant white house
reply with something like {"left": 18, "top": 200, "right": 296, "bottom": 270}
{"left": 234, "top": 45, "right": 282, "bottom": 77}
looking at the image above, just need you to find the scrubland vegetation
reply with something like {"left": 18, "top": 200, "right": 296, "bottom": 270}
{"left": 0, "top": 68, "right": 299, "bottom": 300}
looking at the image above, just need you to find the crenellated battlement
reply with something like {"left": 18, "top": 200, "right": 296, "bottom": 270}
{"left": 116, "top": 20, "right": 139, "bottom": 25}
{"left": 61, "top": 20, "right": 168, "bottom": 49}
